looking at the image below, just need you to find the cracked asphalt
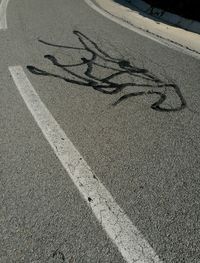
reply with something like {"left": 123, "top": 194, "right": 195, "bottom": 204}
{"left": 0, "top": 0, "right": 200, "bottom": 262}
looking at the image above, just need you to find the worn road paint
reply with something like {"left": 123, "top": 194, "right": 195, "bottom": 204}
{"left": 84, "top": 0, "right": 200, "bottom": 60}
{"left": 9, "top": 65, "right": 162, "bottom": 263}
{"left": 0, "top": 0, "right": 10, "bottom": 30}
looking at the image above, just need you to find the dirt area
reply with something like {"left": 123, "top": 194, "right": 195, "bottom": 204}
{"left": 145, "top": 0, "right": 200, "bottom": 22}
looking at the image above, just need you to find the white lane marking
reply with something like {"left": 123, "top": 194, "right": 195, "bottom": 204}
{"left": 84, "top": 0, "right": 200, "bottom": 59}
{"left": 0, "top": 0, "right": 10, "bottom": 30}
{"left": 9, "top": 65, "right": 162, "bottom": 263}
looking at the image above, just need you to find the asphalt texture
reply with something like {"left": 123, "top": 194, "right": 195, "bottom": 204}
{"left": 0, "top": 0, "right": 200, "bottom": 262}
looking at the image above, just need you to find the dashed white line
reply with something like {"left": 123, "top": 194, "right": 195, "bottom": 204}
{"left": 0, "top": 0, "right": 10, "bottom": 30}
{"left": 9, "top": 65, "right": 162, "bottom": 263}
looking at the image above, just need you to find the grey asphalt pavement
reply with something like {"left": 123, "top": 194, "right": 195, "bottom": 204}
{"left": 0, "top": 0, "right": 200, "bottom": 262}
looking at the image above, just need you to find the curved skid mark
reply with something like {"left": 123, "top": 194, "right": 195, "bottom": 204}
{"left": 27, "top": 31, "right": 186, "bottom": 112}
{"left": 0, "top": 0, "right": 10, "bottom": 30}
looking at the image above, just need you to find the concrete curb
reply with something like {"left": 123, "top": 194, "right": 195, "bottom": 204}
{"left": 127, "top": 0, "right": 200, "bottom": 35}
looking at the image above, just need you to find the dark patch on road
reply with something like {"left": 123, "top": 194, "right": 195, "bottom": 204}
{"left": 88, "top": 197, "right": 93, "bottom": 202}
{"left": 27, "top": 30, "right": 186, "bottom": 112}
{"left": 52, "top": 250, "right": 65, "bottom": 262}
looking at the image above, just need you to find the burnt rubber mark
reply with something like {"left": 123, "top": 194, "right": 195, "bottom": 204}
{"left": 27, "top": 30, "right": 186, "bottom": 112}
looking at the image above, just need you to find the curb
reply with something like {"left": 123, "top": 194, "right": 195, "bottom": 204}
{"left": 127, "top": 0, "right": 200, "bottom": 35}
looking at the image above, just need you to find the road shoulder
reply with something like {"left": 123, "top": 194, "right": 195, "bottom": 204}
{"left": 87, "top": 0, "right": 200, "bottom": 58}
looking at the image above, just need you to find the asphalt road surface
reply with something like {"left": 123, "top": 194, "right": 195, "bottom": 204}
{"left": 0, "top": 0, "right": 200, "bottom": 262}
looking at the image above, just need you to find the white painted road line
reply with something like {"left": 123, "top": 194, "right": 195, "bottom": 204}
{"left": 0, "top": 0, "right": 10, "bottom": 30}
{"left": 9, "top": 65, "right": 162, "bottom": 263}
{"left": 84, "top": 0, "right": 200, "bottom": 60}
